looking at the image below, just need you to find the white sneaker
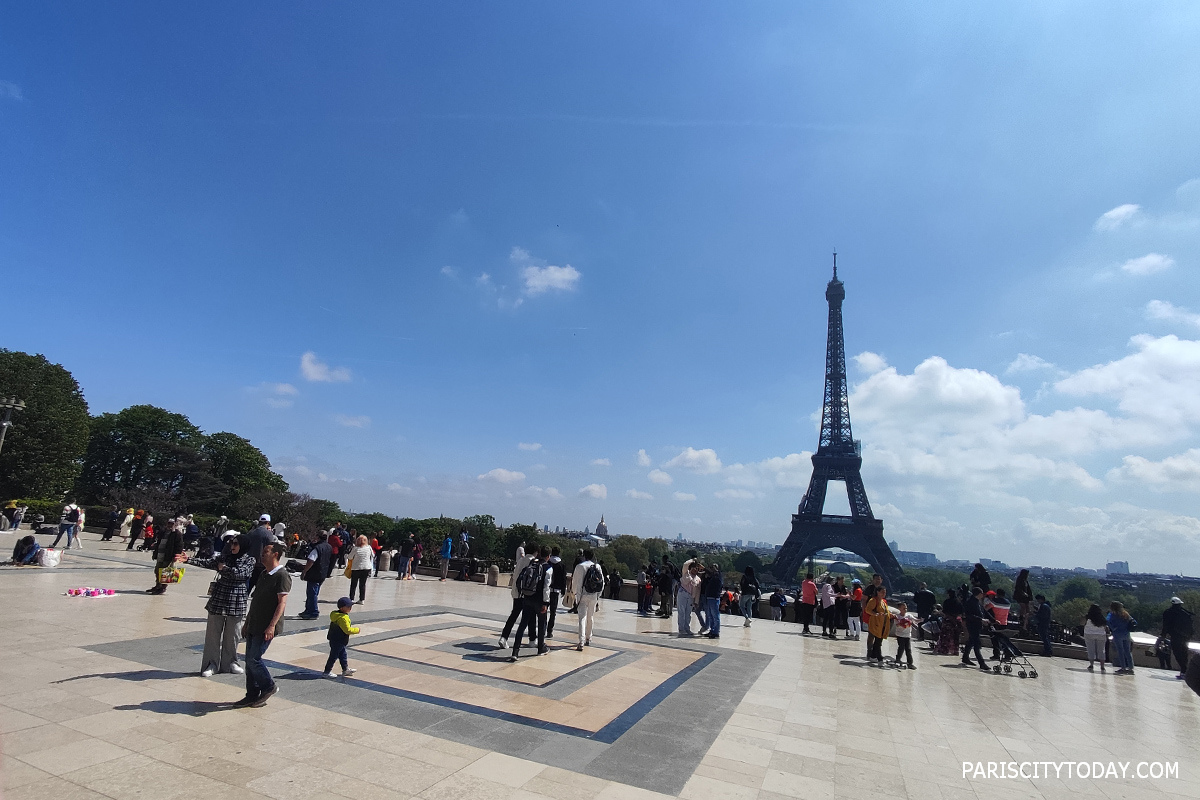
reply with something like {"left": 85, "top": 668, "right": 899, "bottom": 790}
{"left": 744, "top": 620, "right": 751, "bottom": 627}
{"left": 323, "top": 671, "right": 336, "bottom": 678}
{"left": 497, "top": 638, "right": 509, "bottom": 650}
{"left": 341, "top": 668, "right": 357, "bottom": 677}
{"left": 229, "top": 663, "right": 245, "bottom": 674}
{"left": 201, "top": 668, "right": 214, "bottom": 677}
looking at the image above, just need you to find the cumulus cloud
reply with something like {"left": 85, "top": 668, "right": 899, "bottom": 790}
{"left": 334, "top": 414, "right": 371, "bottom": 428}
{"left": 724, "top": 453, "right": 812, "bottom": 490}
{"left": 1121, "top": 253, "right": 1174, "bottom": 275}
{"left": 579, "top": 483, "right": 607, "bottom": 499}
{"left": 664, "top": 447, "right": 723, "bottom": 474}
{"left": 647, "top": 469, "right": 673, "bottom": 485}
{"left": 387, "top": 483, "right": 412, "bottom": 494}
{"left": 1109, "top": 449, "right": 1200, "bottom": 492}
{"left": 250, "top": 382, "right": 299, "bottom": 408}
{"left": 1005, "top": 354, "right": 1057, "bottom": 375}
{"left": 715, "top": 489, "right": 756, "bottom": 500}
{"left": 590, "top": 458, "right": 611, "bottom": 466}
{"left": 523, "top": 486, "right": 564, "bottom": 499}
{"left": 1094, "top": 203, "right": 1141, "bottom": 231}
{"left": 301, "top": 351, "right": 352, "bottom": 382}
{"left": 0, "top": 81, "right": 21, "bottom": 100}
{"left": 626, "top": 489, "right": 654, "bottom": 500}
{"left": 853, "top": 351, "right": 888, "bottom": 375}
{"left": 518, "top": 442, "right": 542, "bottom": 451}
{"left": 636, "top": 449, "right": 651, "bottom": 467}
{"left": 673, "top": 492, "right": 697, "bottom": 501}
{"left": 1146, "top": 300, "right": 1200, "bottom": 330}
{"left": 478, "top": 468, "right": 526, "bottom": 484}
{"left": 511, "top": 247, "right": 581, "bottom": 295}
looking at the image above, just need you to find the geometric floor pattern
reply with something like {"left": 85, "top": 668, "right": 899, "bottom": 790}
{"left": 2, "top": 531, "right": 1200, "bottom": 800}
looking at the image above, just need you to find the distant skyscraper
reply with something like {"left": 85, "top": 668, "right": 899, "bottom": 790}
{"left": 1106, "top": 561, "right": 1130, "bottom": 574}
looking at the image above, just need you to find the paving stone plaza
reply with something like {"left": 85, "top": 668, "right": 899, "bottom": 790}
{"left": 2, "top": 534, "right": 1198, "bottom": 800}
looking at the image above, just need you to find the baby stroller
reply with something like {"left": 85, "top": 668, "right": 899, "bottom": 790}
{"left": 991, "top": 629, "right": 1038, "bottom": 678}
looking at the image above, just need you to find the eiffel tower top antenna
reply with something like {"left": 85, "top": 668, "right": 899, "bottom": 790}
{"left": 832, "top": 249, "right": 837, "bottom": 279}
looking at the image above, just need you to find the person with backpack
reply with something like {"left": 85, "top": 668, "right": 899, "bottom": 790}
{"left": 546, "top": 546, "right": 566, "bottom": 638}
{"left": 1163, "top": 597, "right": 1194, "bottom": 679}
{"left": 497, "top": 542, "right": 531, "bottom": 650}
{"left": 769, "top": 587, "right": 788, "bottom": 621}
{"left": 52, "top": 500, "right": 82, "bottom": 549}
{"left": 298, "top": 531, "right": 333, "bottom": 620}
{"left": 508, "top": 546, "right": 552, "bottom": 661}
{"left": 323, "top": 597, "right": 360, "bottom": 678}
{"left": 572, "top": 548, "right": 605, "bottom": 650}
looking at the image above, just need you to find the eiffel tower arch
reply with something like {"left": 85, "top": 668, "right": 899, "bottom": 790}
{"left": 773, "top": 256, "right": 903, "bottom": 590}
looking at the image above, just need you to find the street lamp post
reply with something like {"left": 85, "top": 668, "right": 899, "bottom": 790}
{"left": 0, "top": 396, "right": 26, "bottom": 458}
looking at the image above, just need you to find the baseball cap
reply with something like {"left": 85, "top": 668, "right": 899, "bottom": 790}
{"left": 259, "top": 514, "right": 271, "bottom": 523}
{"left": 1171, "top": 596, "right": 1184, "bottom": 605}
{"left": 337, "top": 596, "right": 354, "bottom": 608}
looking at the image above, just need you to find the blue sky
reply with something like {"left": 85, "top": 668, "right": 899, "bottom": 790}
{"left": 4, "top": 3, "right": 1200, "bottom": 573}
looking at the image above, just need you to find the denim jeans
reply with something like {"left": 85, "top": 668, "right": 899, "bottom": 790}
{"left": 1040, "top": 625, "right": 1053, "bottom": 656}
{"left": 52, "top": 523, "right": 76, "bottom": 548}
{"left": 304, "top": 580, "right": 322, "bottom": 616}
{"left": 244, "top": 634, "right": 274, "bottom": 698}
{"left": 740, "top": 594, "right": 756, "bottom": 621}
{"left": 397, "top": 556, "right": 411, "bottom": 577}
{"left": 704, "top": 597, "right": 721, "bottom": 636}
{"left": 1113, "top": 635, "right": 1133, "bottom": 669}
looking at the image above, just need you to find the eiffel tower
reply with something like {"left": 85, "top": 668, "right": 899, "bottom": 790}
{"left": 773, "top": 255, "right": 903, "bottom": 589}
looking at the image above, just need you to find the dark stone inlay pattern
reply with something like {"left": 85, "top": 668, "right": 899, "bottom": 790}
{"left": 84, "top": 604, "right": 771, "bottom": 796}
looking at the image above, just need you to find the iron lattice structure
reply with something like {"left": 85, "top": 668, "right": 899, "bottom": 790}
{"left": 773, "top": 257, "right": 903, "bottom": 588}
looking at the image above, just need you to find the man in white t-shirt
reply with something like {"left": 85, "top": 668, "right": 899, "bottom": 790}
{"left": 572, "top": 548, "right": 605, "bottom": 651}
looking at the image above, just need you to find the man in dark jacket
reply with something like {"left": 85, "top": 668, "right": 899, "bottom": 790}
{"left": 1163, "top": 597, "right": 1194, "bottom": 678}
{"left": 299, "top": 532, "right": 333, "bottom": 620}
{"left": 546, "top": 546, "right": 566, "bottom": 638}
{"left": 509, "top": 546, "right": 551, "bottom": 661}
{"left": 701, "top": 561, "right": 723, "bottom": 639}
{"left": 913, "top": 582, "right": 937, "bottom": 641}
{"left": 961, "top": 587, "right": 988, "bottom": 669}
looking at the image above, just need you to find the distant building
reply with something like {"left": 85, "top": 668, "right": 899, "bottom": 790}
{"left": 897, "top": 550, "right": 937, "bottom": 567}
{"left": 595, "top": 516, "right": 608, "bottom": 539}
{"left": 1106, "top": 561, "right": 1130, "bottom": 575}
{"left": 979, "top": 558, "right": 1009, "bottom": 571}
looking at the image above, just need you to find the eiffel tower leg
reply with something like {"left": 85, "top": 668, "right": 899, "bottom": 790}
{"left": 775, "top": 518, "right": 902, "bottom": 590}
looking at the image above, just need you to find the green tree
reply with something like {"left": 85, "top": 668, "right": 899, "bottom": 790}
{"left": 201, "top": 432, "right": 288, "bottom": 504}
{"left": 1055, "top": 577, "right": 1101, "bottom": 604}
{"left": 1053, "top": 597, "right": 1093, "bottom": 630}
{"left": 0, "top": 350, "right": 90, "bottom": 499}
{"left": 463, "top": 514, "right": 501, "bottom": 558}
{"left": 733, "top": 550, "right": 764, "bottom": 573}
{"left": 75, "top": 405, "right": 207, "bottom": 503}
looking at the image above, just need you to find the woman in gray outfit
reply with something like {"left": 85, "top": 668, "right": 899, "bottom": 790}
{"left": 190, "top": 533, "right": 255, "bottom": 676}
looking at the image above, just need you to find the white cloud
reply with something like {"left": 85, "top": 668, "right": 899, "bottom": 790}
{"left": 853, "top": 351, "right": 888, "bottom": 375}
{"left": 0, "top": 81, "right": 21, "bottom": 101}
{"left": 251, "top": 381, "right": 299, "bottom": 409}
{"left": 334, "top": 414, "right": 371, "bottom": 428}
{"left": 265, "top": 398, "right": 293, "bottom": 409}
{"left": 387, "top": 483, "right": 412, "bottom": 494}
{"left": 590, "top": 458, "right": 611, "bottom": 466}
{"left": 272, "top": 383, "right": 299, "bottom": 395}
{"left": 1005, "top": 354, "right": 1057, "bottom": 375}
{"left": 1094, "top": 203, "right": 1141, "bottom": 231}
{"left": 673, "top": 492, "right": 697, "bottom": 501}
{"left": 1146, "top": 300, "right": 1200, "bottom": 330}
{"left": 715, "top": 489, "right": 756, "bottom": 500}
{"left": 626, "top": 489, "right": 654, "bottom": 500}
{"left": 664, "top": 447, "right": 723, "bottom": 474}
{"left": 522, "top": 264, "right": 581, "bottom": 295}
{"left": 724, "top": 453, "right": 812, "bottom": 490}
{"left": 301, "top": 351, "right": 352, "bottom": 382}
{"left": 636, "top": 449, "right": 651, "bottom": 467}
{"left": 1121, "top": 253, "right": 1174, "bottom": 275}
{"left": 523, "top": 485, "right": 564, "bottom": 499}
{"left": 518, "top": 442, "right": 543, "bottom": 451}
{"left": 478, "top": 468, "right": 526, "bottom": 484}
{"left": 440, "top": 266, "right": 458, "bottom": 277}
{"left": 511, "top": 246, "right": 581, "bottom": 296}
{"left": 647, "top": 469, "right": 673, "bottom": 485}
{"left": 579, "top": 483, "right": 608, "bottom": 499}
{"left": 1109, "top": 449, "right": 1200, "bottom": 493}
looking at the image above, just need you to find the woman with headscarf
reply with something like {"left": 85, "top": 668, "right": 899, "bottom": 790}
{"left": 865, "top": 586, "right": 892, "bottom": 664}
{"left": 190, "top": 532, "right": 254, "bottom": 676}
{"left": 118, "top": 508, "right": 135, "bottom": 542}
{"left": 147, "top": 517, "right": 185, "bottom": 595}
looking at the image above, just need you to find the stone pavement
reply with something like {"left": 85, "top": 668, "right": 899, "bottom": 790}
{"left": 1, "top": 531, "right": 1199, "bottom": 800}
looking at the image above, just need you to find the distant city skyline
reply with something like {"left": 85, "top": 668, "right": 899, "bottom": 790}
{"left": 4, "top": 5, "right": 1200, "bottom": 573}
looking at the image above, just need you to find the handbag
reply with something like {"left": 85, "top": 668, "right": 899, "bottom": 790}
{"left": 157, "top": 565, "right": 185, "bottom": 584}
{"left": 344, "top": 562, "right": 353, "bottom": 579}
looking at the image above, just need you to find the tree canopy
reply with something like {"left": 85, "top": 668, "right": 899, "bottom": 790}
{"left": 0, "top": 350, "right": 90, "bottom": 499}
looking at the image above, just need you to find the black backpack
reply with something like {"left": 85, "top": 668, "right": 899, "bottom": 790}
{"left": 516, "top": 559, "right": 543, "bottom": 597}
{"left": 549, "top": 560, "right": 567, "bottom": 592}
{"left": 66, "top": 507, "right": 80, "bottom": 523}
{"left": 583, "top": 563, "right": 604, "bottom": 594}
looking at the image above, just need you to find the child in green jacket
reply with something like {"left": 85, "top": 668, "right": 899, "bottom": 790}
{"left": 324, "top": 597, "right": 360, "bottom": 678}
